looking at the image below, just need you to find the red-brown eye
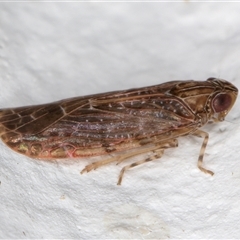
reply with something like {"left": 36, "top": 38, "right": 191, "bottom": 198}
{"left": 212, "top": 93, "right": 232, "bottom": 113}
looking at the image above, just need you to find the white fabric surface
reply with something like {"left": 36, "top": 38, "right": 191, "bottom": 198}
{"left": 0, "top": 2, "right": 240, "bottom": 239}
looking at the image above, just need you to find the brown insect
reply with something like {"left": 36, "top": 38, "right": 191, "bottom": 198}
{"left": 0, "top": 78, "right": 238, "bottom": 184}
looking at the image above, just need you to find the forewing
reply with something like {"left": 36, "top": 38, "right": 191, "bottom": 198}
{"left": 0, "top": 82, "right": 197, "bottom": 158}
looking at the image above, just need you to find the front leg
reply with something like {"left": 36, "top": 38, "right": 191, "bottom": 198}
{"left": 192, "top": 129, "right": 214, "bottom": 176}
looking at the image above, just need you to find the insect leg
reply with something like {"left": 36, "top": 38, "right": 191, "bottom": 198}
{"left": 117, "top": 139, "right": 178, "bottom": 185}
{"left": 80, "top": 146, "right": 157, "bottom": 174}
{"left": 80, "top": 156, "right": 119, "bottom": 174}
{"left": 117, "top": 150, "right": 164, "bottom": 185}
{"left": 116, "top": 138, "right": 178, "bottom": 165}
{"left": 81, "top": 139, "right": 178, "bottom": 184}
{"left": 192, "top": 129, "right": 214, "bottom": 176}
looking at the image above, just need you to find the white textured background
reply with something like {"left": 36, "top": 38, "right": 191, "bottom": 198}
{"left": 0, "top": 2, "right": 240, "bottom": 239}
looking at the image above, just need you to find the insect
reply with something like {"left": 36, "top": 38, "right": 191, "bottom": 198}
{"left": 0, "top": 78, "right": 238, "bottom": 184}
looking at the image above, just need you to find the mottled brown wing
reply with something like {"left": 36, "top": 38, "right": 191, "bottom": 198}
{"left": 0, "top": 81, "right": 196, "bottom": 159}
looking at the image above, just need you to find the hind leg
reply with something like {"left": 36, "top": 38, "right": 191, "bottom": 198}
{"left": 81, "top": 139, "right": 177, "bottom": 173}
{"left": 81, "top": 138, "right": 178, "bottom": 185}
{"left": 117, "top": 148, "right": 165, "bottom": 185}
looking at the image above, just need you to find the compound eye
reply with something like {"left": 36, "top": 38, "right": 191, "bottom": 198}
{"left": 212, "top": 93, "right": 232, "bottom": 113}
